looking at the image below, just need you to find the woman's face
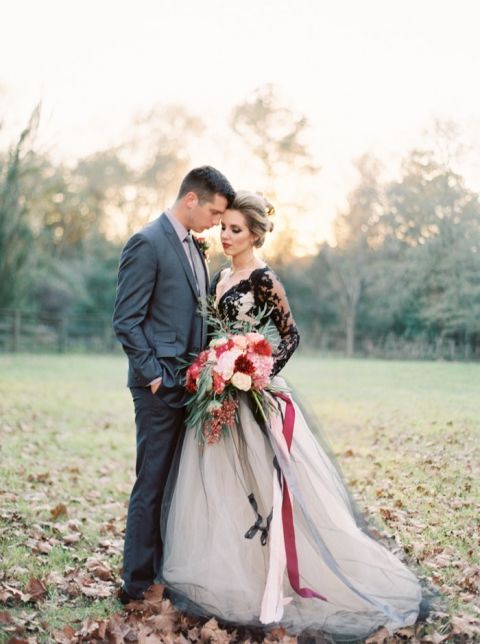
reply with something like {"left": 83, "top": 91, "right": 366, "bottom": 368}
{"left": 220, "top": 209, "right": 257, "bottom": 257}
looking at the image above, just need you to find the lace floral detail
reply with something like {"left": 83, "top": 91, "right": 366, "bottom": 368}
{"left": 211, "top": 267, "right": 300, "bottom": 376}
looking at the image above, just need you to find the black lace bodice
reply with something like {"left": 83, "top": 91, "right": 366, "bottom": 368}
{"left": 210, "top": 266, "right": 300, "bottom": 376}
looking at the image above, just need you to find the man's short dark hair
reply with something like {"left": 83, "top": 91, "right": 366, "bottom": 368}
{"left": 177, "top": 166, "right": 235, "bottom": 207}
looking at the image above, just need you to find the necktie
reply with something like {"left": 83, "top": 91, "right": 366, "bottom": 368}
{"left": 186, "top": 233, "right": 207, "bottom": 347}
{"left": 186, "top": 233, "right": 207, "bottom": 297}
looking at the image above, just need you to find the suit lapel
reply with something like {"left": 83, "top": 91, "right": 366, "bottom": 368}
{"left": 160, "top": 213, "right": 198, "bottom": 297}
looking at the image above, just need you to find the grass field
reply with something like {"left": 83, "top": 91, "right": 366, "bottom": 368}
{"left": 0, "top": 354, "right": 479, "bottom": 642}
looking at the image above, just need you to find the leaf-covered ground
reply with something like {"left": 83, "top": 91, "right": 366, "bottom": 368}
{"left": 0, "top": 354, "right": 478, "bottom": 643}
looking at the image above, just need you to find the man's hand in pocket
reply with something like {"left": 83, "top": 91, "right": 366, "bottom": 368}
{"left": 150, "top": 378, "right": 162, "bottom": 394}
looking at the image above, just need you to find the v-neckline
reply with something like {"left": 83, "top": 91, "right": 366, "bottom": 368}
{"left": 215, "top": 266, "right": 268, "bottom": 307}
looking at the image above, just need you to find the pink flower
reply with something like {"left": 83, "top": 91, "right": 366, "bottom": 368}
{"left": 215, "top": 338, "right": 235, "bottom": 357}
{"left": 232, "top": 334, "right": 248, "bottom": 350}
{"left": 248, "top": 352, "right": 274, "bottom": 390}
{"left": 246, "top": 332, "right": 263, "bottom": 345}
{"left": 213, "top": 347, "right": 243, "bottom": 380}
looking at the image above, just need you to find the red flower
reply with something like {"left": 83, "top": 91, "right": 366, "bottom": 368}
{"left": 186, "top": 371, "right": 197, "bottom": 393}
{"left": 253, "top": 339, "right": 272, "bottom": 356}
{"left": 203, "top": 398, "right": 238, "bottom": 444}
{"left": 234, "top": 354, "right": 255, "bottom": 376}
{"left": 215, "top": 339, "right": 234, "bottom": 357}
{"left": 212, "top": 372, "right": 225, "bottom": 394}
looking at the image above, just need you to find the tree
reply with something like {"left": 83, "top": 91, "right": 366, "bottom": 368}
{"left": 231, "top": 84, "right": 317, "bottom": 192}
{"left": 327, "top": 154, "right": 383, "bottom": 356}
{"left": 372, "top": 148, "right": 480, "bottom": 354}
{"left": 231, "top": 84, "right": 319, "bottom": 260}
{"left": 0, "top": 107, "right": 39, "bottom": 308}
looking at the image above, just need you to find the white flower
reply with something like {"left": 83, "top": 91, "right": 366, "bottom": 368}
{"left": 231, "top": 371, "right": 252, "bottom": 391}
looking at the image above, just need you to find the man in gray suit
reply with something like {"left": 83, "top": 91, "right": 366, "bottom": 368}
{"left": 113, "top": 166, "right": 235, "bottom": 603}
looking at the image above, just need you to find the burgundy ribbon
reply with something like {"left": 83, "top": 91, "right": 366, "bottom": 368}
{"left": 274, "top": 391, "right": 327, "bottom": 602}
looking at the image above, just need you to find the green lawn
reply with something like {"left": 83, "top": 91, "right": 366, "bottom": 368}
{"left": 0, "top": 354, "right": 479, "bottom": 642}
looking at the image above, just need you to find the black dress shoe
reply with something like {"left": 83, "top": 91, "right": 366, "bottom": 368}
{"left": 118, "top": 587, "right": 144, "bottom": 605}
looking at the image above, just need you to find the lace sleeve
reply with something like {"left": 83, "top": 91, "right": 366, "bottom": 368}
{"left": 254, "top": 269, "right": 300, "bottom": 376}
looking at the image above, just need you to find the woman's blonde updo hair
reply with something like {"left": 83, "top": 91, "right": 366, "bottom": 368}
{"left": 231, "top": 190, "right": 275, "bottom": 248}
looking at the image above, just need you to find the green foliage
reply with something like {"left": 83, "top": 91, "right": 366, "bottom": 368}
{"left": 297, "top": 148, "right": 480, "bottom": 357}
{"left": 1, "top": 103, "right": 480, "bottom": 360}
{"left": 0, "top": 107, "right": 39, "bottom": 308}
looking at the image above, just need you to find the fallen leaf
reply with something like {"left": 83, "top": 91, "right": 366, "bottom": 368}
{"left": 24, "top": 578, "right": 47, "bottom": 602}
{"left": 50, "top": 504, "right": 68, "bottom": 520}
{"left": 365, "top": 627, "right": 389, "bottom": 643}
{"left": 143, "top": 583, "right": 166, "bottom": 610}
{"left": 62, "top": 533, "right": 81, "bottom": 545}
{"left": 200, "top": 617, "right": 232, "bottom": 643}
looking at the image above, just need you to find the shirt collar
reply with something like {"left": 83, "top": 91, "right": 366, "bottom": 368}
{"left": 166, "top": 209, "right": 190, "bottom": 242}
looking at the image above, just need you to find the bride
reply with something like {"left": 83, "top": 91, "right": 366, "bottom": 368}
{"left": 160, "top": 191, "right": 423, "bottom": 640}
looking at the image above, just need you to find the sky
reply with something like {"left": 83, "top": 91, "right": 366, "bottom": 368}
{"left": 2, "top": 0, "right": 480, "bottom": 248}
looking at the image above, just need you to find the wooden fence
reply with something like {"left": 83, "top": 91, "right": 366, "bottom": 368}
{"left": 0, "top": 309, "right": 477, "bottom": 360}
{"left": 0, "top": 309, "right": 120, "bottom": 353}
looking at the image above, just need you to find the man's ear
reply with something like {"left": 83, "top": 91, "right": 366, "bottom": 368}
{"left": 184, "top": 192, "right": 199, "bottom": 209}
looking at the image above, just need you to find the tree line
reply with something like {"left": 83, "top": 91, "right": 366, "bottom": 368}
{"left": 1, "top": 86, "right": 479, "bottom": 358}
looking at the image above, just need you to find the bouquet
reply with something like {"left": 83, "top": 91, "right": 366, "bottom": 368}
{"left": 184, "top": 303, "right": 285, "bottom": 445}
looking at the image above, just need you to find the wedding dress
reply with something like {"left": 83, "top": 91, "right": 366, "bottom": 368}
{"left": 161, "top": 267, "right": 421, "bottom": 641}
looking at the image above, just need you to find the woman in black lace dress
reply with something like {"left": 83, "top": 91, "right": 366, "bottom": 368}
{"left": 161, "top": 191, "right": 422, "bottom": 640}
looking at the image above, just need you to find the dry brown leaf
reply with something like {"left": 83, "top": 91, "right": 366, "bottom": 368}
{"left": 51, "top": 625, "right": 76, "bottom": 643}
{"left": 143, "top": 583, "right": 166, "bottom": 607}
{"left": 136, "top": 623, "right": 164, "bottom": 643}
{"left": 146, "top": 607, "right": 178, "bottom": 634}
{"left": 264, "top": 626, "right": 296, "bottom": 642}
{"left": 77, "top": 616, "right": 108, "bottom": 640}
{"left": 365, "top": 627, "right": 389, "bottom": 643}
{"left": 78, "top": 582, "right": 113, "bottom": 599}
{"left": 104, "top": 614, "right": 129, "bottom": 644}
{"left": 62, "top": 533, "right": 81, "bottom": 545}
{"left": 200, "top": 617, "right": 232, "bottom": 643}
{"left": 85, "top": 558, "right": 115, "bottom": 581}
{"left": 24, "top": 578, "right": 47, "bottom": 602}
{"left": 50, "top": 503, "right": 68, "bottom": 520}
{"left": 1, "top": 492, "right": 17, "bottom": 502}
{"left": 0, "top": 610, "right": 14, "bottom": 624}
{"left": 395, "top": 626, "right": 415, "bottom": 637}
{"left": 451, "top": 613, "right": 480, "bottom": 636}
{"left": 186, "top": 626, "right": 201, "bottom": 641}
{"left": 31, "top": 540, "right": 53, "bottom": 555}
{"left": 420, "top": 632, "right": 450, "bottom": 643}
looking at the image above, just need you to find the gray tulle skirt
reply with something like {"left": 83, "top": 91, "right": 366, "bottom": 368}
{"left": 161, "top": 378, "right": 421, "bottom": 641}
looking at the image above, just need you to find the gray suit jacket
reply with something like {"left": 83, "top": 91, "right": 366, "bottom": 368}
{"left": 113, "top": 213, "right": 208, "bottom": 399}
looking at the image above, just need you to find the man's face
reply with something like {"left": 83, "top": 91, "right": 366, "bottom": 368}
{"left": 188, "top": 193, "right": 228, "bottom": 233}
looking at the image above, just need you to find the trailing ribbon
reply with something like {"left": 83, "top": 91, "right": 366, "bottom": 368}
{"left": 274, "top": 391, "right": 327, "bottom": 602}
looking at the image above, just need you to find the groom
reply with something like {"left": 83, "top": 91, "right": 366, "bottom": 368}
{"left": 113, "top": 166, "right": 235, "bottom": 603}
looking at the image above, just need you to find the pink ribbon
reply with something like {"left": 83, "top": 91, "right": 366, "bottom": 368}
{"left": 274, "top": 392, "right": 327, "bottom": 602}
